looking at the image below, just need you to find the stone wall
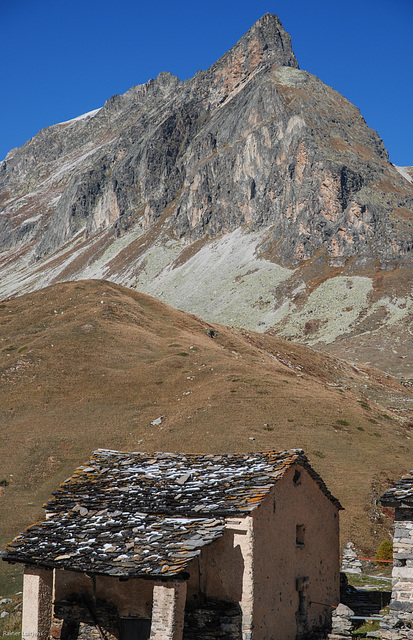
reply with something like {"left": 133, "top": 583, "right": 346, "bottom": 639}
{"left": 341, "top": 543, "right": 362, "bottom": 574}
{"left": 51, "top": 595, "right": 119, "bottom": 640}
{"left": 390, "top": 509, "right": 413, "bottom": 620}
{"left": 183, "top": 599, "right": 241, "bottom": 640}
{"left": 328, "top": 603, "right": 354, "bottom": 640}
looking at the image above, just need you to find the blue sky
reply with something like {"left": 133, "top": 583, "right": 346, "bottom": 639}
{"left": 1, "top": 0, "right": 412, "bottom": 165}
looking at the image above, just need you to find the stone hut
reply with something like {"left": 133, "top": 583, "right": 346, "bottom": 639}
{"left": 2, "top": 448, "right": 342, "bottom": 640}
{"left": 380, "top": 472, "right": 413, "bottom": 622}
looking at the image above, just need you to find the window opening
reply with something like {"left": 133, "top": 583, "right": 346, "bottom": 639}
{"left": 296, "top": 524, "right": 305, "bottom": 547}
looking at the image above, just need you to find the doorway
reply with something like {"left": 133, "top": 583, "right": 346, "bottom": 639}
{"left": 120, "top": 617, "right": 151, "bottom": 640}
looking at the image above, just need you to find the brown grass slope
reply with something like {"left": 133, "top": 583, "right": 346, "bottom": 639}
{"left": 1, "top": 280, "right": 412, "bottom": 573}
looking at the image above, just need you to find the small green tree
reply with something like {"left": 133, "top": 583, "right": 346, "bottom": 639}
{"left": 375, "top": 539, "right": 393, "bottom": 566}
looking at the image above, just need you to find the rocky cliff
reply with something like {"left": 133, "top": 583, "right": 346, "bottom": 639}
{"left": 1, "top": 13, "right": 412, "bottom": 376}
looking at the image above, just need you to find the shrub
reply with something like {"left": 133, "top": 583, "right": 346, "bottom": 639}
{"left": 375, "top": 539, "right": 393, "bottom": 566}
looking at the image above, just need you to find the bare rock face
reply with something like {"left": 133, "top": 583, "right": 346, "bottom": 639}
{"left": 1, "top": 14, "right": 412, "bottom": 375}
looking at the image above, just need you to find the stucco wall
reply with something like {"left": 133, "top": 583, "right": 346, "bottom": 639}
{"left": 54, "top": 569, "right": 153, "bottom": 617}
{"left": 201, "top": 519, "right": 251, "bottom": 602}
{"left": 252, "top": 464, "right": 340, "bottom": 640}
{"left": 197, "top": 464, "right": 339, "bottom": 640}
{"left": 185, "top": 555, "right": 200, "bottom": 602}
{"left": 201, "top": 518, "right": 253, "bottom": 638}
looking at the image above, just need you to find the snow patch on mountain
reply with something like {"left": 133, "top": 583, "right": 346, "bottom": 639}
{"left": 395, "top": 165, "right": 413, "bottom": 184}
{"left": 57, "top": 108, "right": 101, "bottom": 126}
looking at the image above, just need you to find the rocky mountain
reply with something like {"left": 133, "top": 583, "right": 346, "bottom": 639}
{"left": 1, "top": 13, "right": 412, "bottom": 377}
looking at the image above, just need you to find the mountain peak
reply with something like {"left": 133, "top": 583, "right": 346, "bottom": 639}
{"left": 222, "top": 13, "right": 299, "bottom": 72}
{"left": 194, "top": 13, "right": 298, "bottom": 107}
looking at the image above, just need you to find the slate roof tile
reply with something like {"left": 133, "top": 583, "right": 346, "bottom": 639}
{"left": 2, "top": 448, "right": 341, "bottom": 578}
{"left": 380, "top": 472, "right": 413, "bottom": 507}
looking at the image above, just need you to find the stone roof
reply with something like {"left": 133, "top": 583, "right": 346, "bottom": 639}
{"left": 5, "top": 512, "right": 225, "bottom": 579}
{"left": 380, "top": 472, "right": 413, "bottom": 508}
{"left": 2, "top": 448, "right": 341, "bottom": 578}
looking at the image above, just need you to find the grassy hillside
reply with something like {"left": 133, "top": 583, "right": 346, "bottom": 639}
{"left": 1, "top": 280, "right": 412, "bottom": 589}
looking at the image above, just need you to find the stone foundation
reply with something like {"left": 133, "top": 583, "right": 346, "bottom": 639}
{"left": 183, "top": 599, "right": 241, "bottom": 639}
